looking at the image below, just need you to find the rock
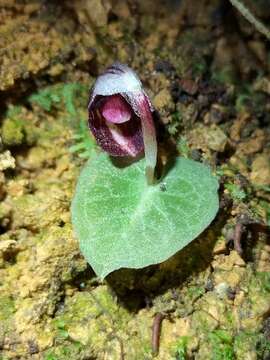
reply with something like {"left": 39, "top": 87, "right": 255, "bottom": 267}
{"left": 0, "top": 3, "right": 96, "bottom": 92}
{"left": 257, "top": 244, "right": 270, "bottom": 272}
{"left": 204, "top": 125, "right": 227, "bottom": 152}
{"left": 0, "top": 239, "right": 17, "bottom": 252}
{"left": 153, "top": 88, "right": 172, "bottom": 110}
{"left": 188, "top": 124, "right": 227, "bottom": 153}
{"left": 1, "top": 117, "right": 24, "bottom": 146}
{"left": 229, "top": 154, "right": 249, "bottom": 178}
{"left": 74, "top": 0, "right": 111, "bottom": 28}
{"left": 196, "top": 292, "right": 230, "bottom": 326}
{"left": 0, "top": 239, "right": 19, "bottom": 267}
{"left": 160, "top": 317, "right": 195, "bottom": 358}
{"left": 230, "top": 113, "right": 250, "bottom": 142}
{"left": 7, "top": 179, "right": 30, "bottom": 197}
{"left": 240, "top": 295, "right": 270, "bottom": 332}
{"left": 191, "top": 309, "right": 219, "bottom": 332}
{"left": 212, "top": 250, "right": 246, "bottom": 271}
{"left": 238, "top": 129, "right": 265, "bottom": 155}
{"left": 253, "top": 76, "right": 270, "bottom": 95}
{"left": 111, "top": 0, "right": 131, "bottom": 19}
{"left": 0, "top": 1, "right": 269, "bottom": 358}
{"left": 179, "top": 78, "right": 198, "bottom": 95}
{"left": 250, "top": 153, "right": 270, "bottom": 186}
{"left": 0, "top": 151, "right": 15, "bottom": 171}
{"left": 214, "top": 282, "right": 230, "bottom": 300}
{"left": 212, "top": 237, "right": 227, "bottom": 255}
{"left": 234, "top": 290, "right": 245, "bottom": 306}
{"left": 213, "top": 268, "right": 245, "bottom": 289}
{"left": 204, "top": 104, "right": 228, "bottom": 125}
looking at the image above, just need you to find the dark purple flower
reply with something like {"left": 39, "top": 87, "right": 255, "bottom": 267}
{"left": 88, "top": 63, "right": 157, "bottom": 183}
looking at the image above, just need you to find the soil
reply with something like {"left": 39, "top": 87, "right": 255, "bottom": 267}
{"left": 0, "top": 0, "right": 269, "bottom": 359}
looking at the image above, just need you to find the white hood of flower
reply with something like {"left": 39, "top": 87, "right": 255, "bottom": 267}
{"left": 93, "top": 63, "right": 142, "bottom": 96}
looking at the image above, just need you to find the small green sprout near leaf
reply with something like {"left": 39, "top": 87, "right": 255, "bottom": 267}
{"left": 177, "top": 137, "right": 190, "bottom": 158}
{"left": 168, "top": 111, "right": 182, "bottom": 136}
{"left": 29, "top": 83, "right": 88, "bottom": 115}
{"left": 69, "top": 120, "right": 96, "bottom": 158}
{"left": 174, "top": 336, "right": 189, "bottom": 360}
{"left": 225, "top": 183, "right": 246, "bottom": 202}
{"left": 71, "top": 63, "right": 219, "bottom": 278}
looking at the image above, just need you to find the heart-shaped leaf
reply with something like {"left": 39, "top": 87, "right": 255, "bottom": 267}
{"left": 71, "top": 153, "right": 219, "bottom": 278}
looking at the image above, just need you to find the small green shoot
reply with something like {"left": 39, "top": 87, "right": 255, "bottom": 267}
{"left": 174, "top": 336, "right": 189, "bottom": 360}
{"left": 208, "top": 330, "right": 234, "bottom": 360}
{"left": 69, "top": 120, "right": 96, "bottom": 158}
{"left": 225, "top": 183, "right": 246, "bottom": 202}
{"left": 177, "top": 137, "right": 190, "bottom": 158}
{"left": 28, "top": 83, "right": 88, "bottom": 115}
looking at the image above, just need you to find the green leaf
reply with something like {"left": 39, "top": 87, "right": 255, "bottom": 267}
{"left": 71, "top": 153, "right": 219, "bottom": 278}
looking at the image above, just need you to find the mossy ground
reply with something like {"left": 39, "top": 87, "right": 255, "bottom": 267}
{"left": 0, "top": 1, "right": 270, "bottom": 359}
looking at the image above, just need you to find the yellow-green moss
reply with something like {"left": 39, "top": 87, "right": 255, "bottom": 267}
{"left": 1, "top": 116, "right": 24, "bottom": 146}
{"left": 0, "top": 295, "right": 15, "bottom": 321}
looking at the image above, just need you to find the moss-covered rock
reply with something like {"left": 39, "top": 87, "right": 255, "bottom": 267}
{"left": 0, "top": 1, "right": 269, "bottom": 359}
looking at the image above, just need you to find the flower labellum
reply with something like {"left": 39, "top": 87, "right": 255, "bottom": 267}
{"left": 88, "top": 63, "right": 157, "bottom": 184}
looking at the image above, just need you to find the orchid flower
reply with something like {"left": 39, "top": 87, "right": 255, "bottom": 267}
{"left": 88, "top": 63, "right": 157, "bottom": 184}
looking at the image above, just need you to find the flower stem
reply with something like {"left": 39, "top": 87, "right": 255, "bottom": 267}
{"left": 138, "top": 95, "right": 157, "bottom": 185}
